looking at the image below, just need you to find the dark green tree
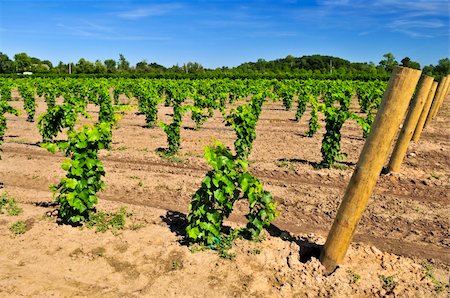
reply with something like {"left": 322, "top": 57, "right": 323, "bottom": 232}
{"left": 379, "top": 53, "right": 398, "bottom": 72}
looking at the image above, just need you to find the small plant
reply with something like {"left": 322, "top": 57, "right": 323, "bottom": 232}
{"left": 306, "top": 98, "right": 320, "bottom": 137}
{"left": 0, "top": 94, "right": 19, "bottom": 158}
{"left": 129, "top": 221, "right": 145, "bottom": 231}
{"left": 0, "top": 192, "right": 23, "bottom": 216}
{"left": 171, "top": 259, "right": 184, "bottom": 270}
{"left": 379, "top": 275, "right": 395, "bottom": 290}
{"left": 10, "top": 221, "right": 27, "bottom": 235}
{"left": 158, "top": 105, "right": 192, "bottom": 156}
{"left": 42, "top": 123, "right": 112, "bottom": 224}
{"left": 249, "top": 247, "right": 262, "bottom": 255}
{"left": 85, "top": 207, "right": 127, "bottom": 233}
{"left": 18, "top": 83, "right": 36, "bottom": 122}
{"left": 186, "top": 143, "right": 277, "bottom": 246}
{"left": 276, "top": 160, "right": 296, "bottom": 171}
{"left": 422, "top": 261, "right": 447, "bottom": 292}
{"left": 91, "top": 247, "right": 106, "bottom": 257}
{"left": 347, "top": 270, "right": 361, "bottom": 284}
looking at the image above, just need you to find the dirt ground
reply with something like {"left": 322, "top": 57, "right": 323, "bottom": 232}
{"left": 0, "top": 91, "right": 449, "bottom": 297}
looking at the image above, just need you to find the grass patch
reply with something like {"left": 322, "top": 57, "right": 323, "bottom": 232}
{"left": 0, "top": 192, "right": 23, "bottom": 216}
{"left": 85, "top": 207, "right": 127, "bottom": 234}
{"left": 10, "top": 221, "right": 27, "bottom": 235}
{"left": 422, "top": 261, "right": 447, "bottom": 292}
{"left": 129, "top": 221, "right": 145, "bottom": 231}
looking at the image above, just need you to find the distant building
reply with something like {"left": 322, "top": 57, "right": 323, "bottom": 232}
{"left": 23, "top": 72, "right": 33, "bottom": 75}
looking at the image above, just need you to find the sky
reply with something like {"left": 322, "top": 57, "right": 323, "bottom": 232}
{"left": 0, "top": 0, "right": 449, "bottom": 68}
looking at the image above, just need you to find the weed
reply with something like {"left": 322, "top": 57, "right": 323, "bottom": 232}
{"left": 129, "top": 222, "right": 145, "bottom": 231}
{"left": 114, "top": 146, "right": 128, "bottom": 151}
{"left": 0, "top": 192, "right": 23, "bottom": 216}
{"left": 157, "top": 149, "right": 183, "bottom": 163}
{"left": 422, "top": 261, "right": 447, "bottom": 292}
{"left": 347, "top": 270, "right": 361, "bottom": 283}
{"left": 214, "top": 229, "right": 241, "bottom": 260}
{"left": 85, "top": 207, "right": 127, "bottom": 233}
{"left": 10, "top": 221, "right": 27, "bottom": 235}
{"left": 171, "top": 259, "right": 184, "bottom": 270}
{"left": 91, "top": 247, "right": 106, "bottom": 257}
{"left": 276, "top": 160, "right": 296, "bottom": 171}
{"left": 249, "top": 247, "right": 262, "bottom": 255}
{"left": 379, "top": 275, "right": 395, "bottom": 290}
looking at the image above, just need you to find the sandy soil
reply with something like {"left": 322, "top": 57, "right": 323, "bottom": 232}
{"left": 0, "top": 91, "right": 449, "bottom": 297}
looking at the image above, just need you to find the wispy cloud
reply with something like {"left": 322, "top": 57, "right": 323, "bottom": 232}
{"left": 57, "top": 21, "right": 170, "bottom": 41}
{"left": 293, "top": 0, "right": 449, "bottom": 38}
{"left": 117, "top": 3, "right": 182, "bottom": 20}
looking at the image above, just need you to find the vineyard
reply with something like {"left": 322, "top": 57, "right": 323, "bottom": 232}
{"left": 0, "top": 75, "right": 449, "bottom": 296}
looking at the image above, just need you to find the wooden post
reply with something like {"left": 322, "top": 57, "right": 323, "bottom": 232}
{"left": 412, "top": 82, "right": 438, "bottom": 142}
{"left": 386, "top": 75, "right": 434, "bottom": 172}
{"left": 320, "top": 67, "right": 421, "bottom": 273}
{"left": 424, "top": 76, "right": 449, "bottom": 128}
{"left": 431, "top": 75, "right": 450, "bottom": 119}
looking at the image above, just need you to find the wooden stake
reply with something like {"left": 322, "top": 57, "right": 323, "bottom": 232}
{"left": 320, "top": 67, "right": 421, "bottom": 273}
{"left": 424, "top": 76, "right": 449, "bottom": 128}
{"left": 386, "top": 75, "right": 434, "bottom": 172}
{"left": 412, "top": 82, "right": 438, "bottom": 142}
{"left": 432, "top": 75, "right": 450, "bottom": 119}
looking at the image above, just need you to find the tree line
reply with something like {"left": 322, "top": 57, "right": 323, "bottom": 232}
{"left": 0, "top": 52, "right": 448, "bottom": 80}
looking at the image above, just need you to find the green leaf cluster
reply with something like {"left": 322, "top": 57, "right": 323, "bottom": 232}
{"left": 17, "top": 82, "right": 36, "bottom": 122}
{"left": 186, "top": 142, "right": 277, "bottom": 246}
{"left": 0, "top": 90, "right": 19, "bottom": 158}
{"left": 43, "top": 123, "right": 112, "bottom": 224}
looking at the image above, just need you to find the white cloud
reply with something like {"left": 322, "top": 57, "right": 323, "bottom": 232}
{"left": 117, "top": 3, "right": 182, "bottom": 20}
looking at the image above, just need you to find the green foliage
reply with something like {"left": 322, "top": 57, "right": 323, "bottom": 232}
{"left": 85, "top": 207, "right": 127, "bottom": 233}
{"left": 274, "top": 81, "right": 296, "bottom": 110}
{"left": 37, "top": 101, "right": 87, "bottom": 142}
{"left": 225, "top": 95, "right": 264, "bottom": 160}
{"left": 306, "top": 97, "right": 320, "bottom": 137}
{"left": 422, "top": 261, "right": 447, "bottom": 292}
{"left": 9, "top": 221, "right": 27, "bottom": 235}
{"left": 318, "top": 81, "right": 354, "bottom": 168}
{"left": 0, "top": 93, "right": 19, "bottom": 157}
{"left": 356, "top": 80, "right": 385, "bottom": 138}
{"left": 319, "top": 107, "right": 350, "bottom": 168}
{"left": 186, "top": 142, "right": 277, "bottom": 246}
{"left": 42, "top": 123, "right": 112, "bottom": 224}
{"left": 191, "top": 94, "right": 213, "bottom": 130}
{"left": 17, "top": 82, "right": 36, "bottom": 122}
{"left": 0, "top": 192, "right": 23, "bottom": 216}
{"left": 159, "top": 105, "right": 192, "bottom": 155}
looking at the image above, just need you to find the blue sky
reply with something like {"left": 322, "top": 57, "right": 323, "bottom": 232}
{"left": 0, "top": 0, "right": 448, "bottom": 68}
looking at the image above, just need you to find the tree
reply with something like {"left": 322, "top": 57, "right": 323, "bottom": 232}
{"left": 14, "top": 52, "right": 32, "bottom": 72}
{"left": 94, "top": 60, "right": 107, "bottom": 73}
{"left": 400, "top": 57, "right": 420, "bottom": 70}
{"left": 136, "top": 59, "right": 149, "bottom": 72}
{"left": 104, "top": 59, "right": 117, "bottom": 73}
{"left": 434, "top": 58, "right": 450, "bottom": 76}
{"left": 118, "top": 54, "right": 130, "bottom": 72}
{"left": 75, "top": 58, "right": 95, "bottom": 74}
{"left": 379, "top": 53, "right": 398, "bottom": 72}
{"left": 0, "top": 52, "right": 14, "bottom": 74}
